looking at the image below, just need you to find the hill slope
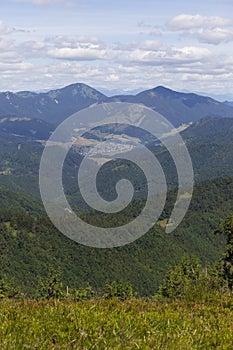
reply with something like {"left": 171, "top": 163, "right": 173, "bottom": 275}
{"left": 0, "top": 176, "right": 232, "bottom": 296}
{"left": 0, "top": 117, "right": 54, "bottom": 141}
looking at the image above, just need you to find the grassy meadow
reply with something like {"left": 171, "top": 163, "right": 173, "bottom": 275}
{"left": 1, "top": 294, "right": 233, "bottom": 349}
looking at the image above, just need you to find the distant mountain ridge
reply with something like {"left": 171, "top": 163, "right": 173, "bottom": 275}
{"left": 0, "top": 83, "right": 233, "bottom": 127}
{"left": 108, "top": 86, "right": 233, "bottom": 126}
{"left": 0, "top": 83, "right": 107, "bottom": 125}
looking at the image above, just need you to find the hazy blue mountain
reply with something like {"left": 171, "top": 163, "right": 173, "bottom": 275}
{"left": 0, "top": 84, "right": 233, "bottom": 127}
{"left": 0, "top": 83, "right": 107, "bottom": 125}
{"left": 108, "top": 86, "right": 233, "bottom": 126}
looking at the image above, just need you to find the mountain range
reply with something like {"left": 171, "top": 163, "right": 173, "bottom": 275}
{"left": 0, "top": 83, "right": 233, "bottom": 127}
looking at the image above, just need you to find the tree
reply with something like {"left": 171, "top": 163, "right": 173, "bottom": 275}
{"left": 104, "top": 281, "right": 135, "bottom": 300}
{"left": 38, "top": 268, "right": 64, "bottom": 299}
{"left": 215, "top": 215, "right": 233, "bottom": 290}
{"left": 0, "top": 276, "right": 21, "bottom": 299}
{"left": 158, "top": 255, "right": 202, "bottom": 299}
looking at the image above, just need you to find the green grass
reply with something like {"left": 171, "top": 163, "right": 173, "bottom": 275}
{"left": 1, "top": 295, "right": 233, "bottom": 349}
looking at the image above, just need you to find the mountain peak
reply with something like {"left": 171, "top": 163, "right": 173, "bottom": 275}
{"left": 136, "top": 85, "right": 179, "bottom": 98}
{"left": 153, "top": 85, "right": 173, "bottom": 92}
{"left": 47, "top": 82, "right": 107, "bottom": 100}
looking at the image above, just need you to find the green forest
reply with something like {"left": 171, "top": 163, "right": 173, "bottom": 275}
{"left": 0, "top": 175, "right": 232, "bottom": 297}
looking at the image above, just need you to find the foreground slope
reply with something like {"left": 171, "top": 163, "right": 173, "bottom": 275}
{"left": 1, "top": 296, "right": 233, "bottom": 349}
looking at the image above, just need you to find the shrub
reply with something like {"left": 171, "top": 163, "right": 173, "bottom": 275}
{"left": 104, "top": 281, "right": 135, "bottom": 300}
{"left": 37, "top": 268, "right": 64, "bottom": 300}
{"left": 158, "top": 255, "right": 202, "bottom": 299}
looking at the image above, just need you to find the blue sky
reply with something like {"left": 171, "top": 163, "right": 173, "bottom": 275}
{"left": 0, "top": 0, "right": 233, "bottom": 99}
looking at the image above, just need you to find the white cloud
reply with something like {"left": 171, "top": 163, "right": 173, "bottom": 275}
{"left": 114, "top": 40, "right": 164, "bottom": 53}
{"left": 105, "top": 73, "right": 119, "bottom": 82}
{"left": 0, "top": 61, "right": 33, "bottom": 72}
{"left": 168, "top": 14, "right": 233, "bottom": 30}
{"left": 195, "top": 28, "right": 233, "bottom": 45}
{"left": 117, "top": 65, "right": 138, "bottom": 73}
{"left": 17, "top": 40, "right": 48, "bottom": 59}
{"left": 48, "top": 35, "right": 103, "bottom": 48}
{"left": 130, "top": 40, "right": 163, "bottom": 51}
{"left": 47, "top": 47, "right": 110, "bottom": 60}
{"left": 23, "top": 40, "right": 46, "bottom": 50}
{"left": 45, "top": 35, "right": 118, "bottom": 61}
{"left": 174, "top": 46, "right": 211, "bottom": 60}
{"left": 0, "top": 21, "right": 13, "bottom": 35}
{"left": 0, "top": 37, "right": 13, "bottom": 50}
{"left": 121, "top": 46, "right": 211, "bottom": 66}
{"left": 167, "top": 14, "right": 233, "bottom": 45}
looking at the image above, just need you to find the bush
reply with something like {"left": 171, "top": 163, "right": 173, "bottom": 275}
{"left": 158, "top": 255, "right": 203, "bottom": 299}
{"left": 37, "top": 268, "right": 64, "bottom": 300}
{"left": 0, "top": 276, "right": 21, "bottom": 299}
{"left": 104, "top": 281, "right": 135, "bottom": 300}
{"left": 72, "top": 285, "right": 96, "bottom": 301}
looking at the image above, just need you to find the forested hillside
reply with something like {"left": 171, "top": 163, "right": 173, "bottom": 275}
{"left": 0, "top": 176, "right": 232, "bottom": 297}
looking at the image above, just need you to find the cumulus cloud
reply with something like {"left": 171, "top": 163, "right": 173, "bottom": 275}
{"left": 48, "top": 35, "right": 103, "bottom": 49}
{"left": 117, "top": 40, "right": 163, "bottom": 52}
{"left": 121, "top": 45, "right": 211, "bottom": 66}
{"left": 167, "top": 13, "right": 233, "bottom": 45}
{"left": 21, "top": 40, "right": 46, "bottom": 50}
{"left": 17, "top": 40, "right": 48, "bottom": 59}
{"left": 0, "top": 37, "right": 13, "bottom": 50}
{"left": 0, "top": 61, "right": 33, "bottom": 72}
{"left": 47, "top": 47, "right": 110, "bottom": 61}
{"left": 168, "top": 14, "right": 233, "bottom": 30}
{"left": 45, "top": 35, "right": 113, "bottom": 61}
{"left": 0, "top": 21, "right": 13, "bottom": 35}
{"left": 195, "top": 28, "right": 233, "bottom": 45}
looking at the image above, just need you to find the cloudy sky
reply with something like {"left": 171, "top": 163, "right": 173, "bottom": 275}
{"left": 1, "top": 0, "right": 233, "bottom": 99}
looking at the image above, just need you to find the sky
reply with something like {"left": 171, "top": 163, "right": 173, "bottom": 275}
{"left": 0, "top": 0, "right": 233, "bottom": 99}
